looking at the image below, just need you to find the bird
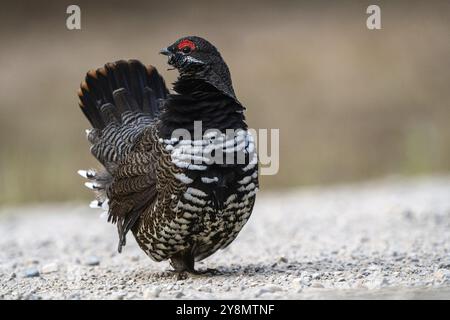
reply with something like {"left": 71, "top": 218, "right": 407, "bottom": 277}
{"left": 77, "top": 36, "right": 258, "bottom": 276}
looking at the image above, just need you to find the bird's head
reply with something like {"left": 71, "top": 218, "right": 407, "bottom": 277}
{"left": 160, "top": 36, "right": 236, "bottom": 99}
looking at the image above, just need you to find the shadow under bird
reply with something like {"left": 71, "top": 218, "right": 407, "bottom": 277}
{"left": 77, "top": 36, "right": 258, "bottom": 276}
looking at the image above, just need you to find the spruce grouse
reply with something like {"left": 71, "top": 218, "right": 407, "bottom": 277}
{"left": 77, "top": 36, "right": 258, "bottom": 274}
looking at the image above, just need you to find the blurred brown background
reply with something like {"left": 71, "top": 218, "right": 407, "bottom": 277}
{"left": 0, "top": 0, "right": 449, "bottom": 204}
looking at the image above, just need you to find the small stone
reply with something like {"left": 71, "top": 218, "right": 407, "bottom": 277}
{"left": 278, "top": 256, "right": 288, "bottom": 263}
{"left": 198, "top": 286, "right": 212, "bottom": 293}
{"left": 311, "top": 282, "right": 324, "bottom": 288}
{"left": 175, "top": 291, "right": 184, "bottom": 298}
{"left": 255, "top": 288, "right": 269, "bottom": 298}
{"left": 24, "top": 268, "right": 40, "bottom": 278}
{"left": 68, "top": 293, "right": 81, "bottom": 300}
{"left": 256, "top": 285, "right": 282, "bottom": 297}
{"left": 365, "top": 277, "right": 388, "bottom": 289}
{"left": 311, "top": 273, "right": 321, "bottom": 280}
{"left": 172, "top": 284, "right": 180, "bottom": 291}
{"left": 360, "top": 237, "right": 370, "bottom": 243}
{"left": 26, "top": 259, "right": 40, "bottom": 265}
{"left": 301, "top": 276, "right": 311, "bottom": 286}
{"left": 27, "top": 294, "right": 42, "bottom": 300}
{"left": 111, "top": 292, "right": 126, "bottom": 300}
{"left": 130, "top": 254, "right": 140, "bottom": 262}
{"left": 143, "top": 287, "right": 161, "bottom": 299}
{"left": 434, "top": 269, "right": 450, "bottom": 283}
{"left": 41, "top": 262, "right": 58, "bottom": 274}
{"left": 402, "top": 210, "right": 414, "bottom": 220}
{"left": 292, "top": 278, "right": 302, "bottom": 287}
{"left": 85, "top": 256, "right": 100, "bottom": 266}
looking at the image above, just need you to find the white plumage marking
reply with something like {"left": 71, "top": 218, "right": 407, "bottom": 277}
{"left": 186, "top": 187, "right": 207, "bottom": 197}
{"left": 183, "top": 192, "right": 206, "bottom": 205}
{"left": 243, "top": 153, "right": 258, "bottom": 172}
{"left": 77, "top": 169, "right": 95, "bottom": 179}
{"left": 89, "top": 200, "right": 101, "bottom": 208}
{"left": 238, "top": 182, "right": 256, "bottom": 192}
{"left": 177, "top": 201, "right": 203, "bottom": 213}
{"left": 164, "top": 130, "right": 255, "bottom": 169}
{"left": 84, "top": 182, "right": 99, "bottom": 190}
{"left": 173, "top": 173, "right": 193, "bottom": 184}
{"left": 238, "top": 175, "right": 252, "bottom": 185}
{"left": 201, "top": 177, "right": 219, "bottom": 184}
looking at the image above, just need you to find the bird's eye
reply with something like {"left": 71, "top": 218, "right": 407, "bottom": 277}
{"left": 177, "top": 39, "right": 196, "bottom": 54}
{"left": 181, "top": 46, "right": 191, "bottom": 54}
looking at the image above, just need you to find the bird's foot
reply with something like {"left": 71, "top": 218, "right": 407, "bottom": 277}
{"left": 170, "top": 268, "right": 222, "bottom": 280}
{"left": 196, "top": 268, "right": 222, "bottom": 276}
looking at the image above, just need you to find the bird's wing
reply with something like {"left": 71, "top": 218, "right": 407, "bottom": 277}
{"left": 77, "top": 60, "right": 169, "bottom": 252}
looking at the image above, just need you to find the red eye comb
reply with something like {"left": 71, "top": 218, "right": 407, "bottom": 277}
{"left": 177, "top": 39, "right": 196, "bottom": 51}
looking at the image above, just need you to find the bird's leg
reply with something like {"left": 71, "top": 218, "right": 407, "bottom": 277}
{"left": 170, "top": 250, "right": 198, "bottom": 279}
{"left": 170, "top": 250, "right": 223, "bottom": 279}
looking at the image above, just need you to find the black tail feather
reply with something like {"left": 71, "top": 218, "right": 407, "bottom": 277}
{"left": 143, "top": 87, "right": 160, "bottom": 118}
{"left": 78, "top": 60, "right": 168, "bottom": 129}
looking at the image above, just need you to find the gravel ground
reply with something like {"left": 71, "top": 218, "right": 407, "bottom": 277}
{"left": 1, "top": 176, "right": 450, "bottom": 300}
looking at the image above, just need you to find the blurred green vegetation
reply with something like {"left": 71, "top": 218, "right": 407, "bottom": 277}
{"left": 0, "top": 0, "right": 449, "bottom": 204}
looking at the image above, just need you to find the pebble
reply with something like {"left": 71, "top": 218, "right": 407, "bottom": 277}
{"left": 41, "top": 262, "right": 58, "bottom": 274}
{"left": 24, "top": 268, "right": 40, "bottom": 278}
{"left": 111, "top": 292, "right": 127, "bottom": 300}
{"left": 254, "top": 285, "right": 282, "bottom": 297}
{"left": 255, "top": 288, "right": 270, "bottom": 298}
{"left": 301, "top": 276, "right": 312, "bottom": 286}
{"left": 130, "top": 254, "right": 140, "bottom": 262}
{"left": 85, "top": 256, "right": 100, "bottom": 266}
{"left": 292, "top": 278, "right": 302, "bottom": 287}
{"left": 198, "top": 286, "right": 212, "bottom": 293}
{"left": 311, "top": 282, "right": 324, "bottom": 288}
{"left": 365, "top": 277, "right": 388, "bottom": 289}
{"left": 434, "top": 269, "right": 450, "bottom": 283}
{"left": 143, "top": 287, "right": 161, "bottom": 299}
{"left": 68, "top": 293, "right": 81, "bottom": 300}
{"left": 311, "top": 272, "right": 321, "bottom": 280}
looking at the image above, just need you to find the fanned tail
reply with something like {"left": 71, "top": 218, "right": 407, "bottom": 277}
{"left": 76, "top": 60, "right": 168, "bottom": 239}
{"left": 77, "top": 59, "right": 168, "bottom": 130}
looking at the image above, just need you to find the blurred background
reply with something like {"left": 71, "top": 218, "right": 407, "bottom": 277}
{"left": 0, "top": 0, "right": 449, "bottom": 204}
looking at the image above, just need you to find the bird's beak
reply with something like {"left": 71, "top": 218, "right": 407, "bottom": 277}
{"left": 159, "top": 48, "right": 171, "bottom": 56}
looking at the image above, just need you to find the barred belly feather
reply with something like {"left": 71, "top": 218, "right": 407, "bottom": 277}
{"left": 135, "top": 129, "right": 258, "bottom": 262}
